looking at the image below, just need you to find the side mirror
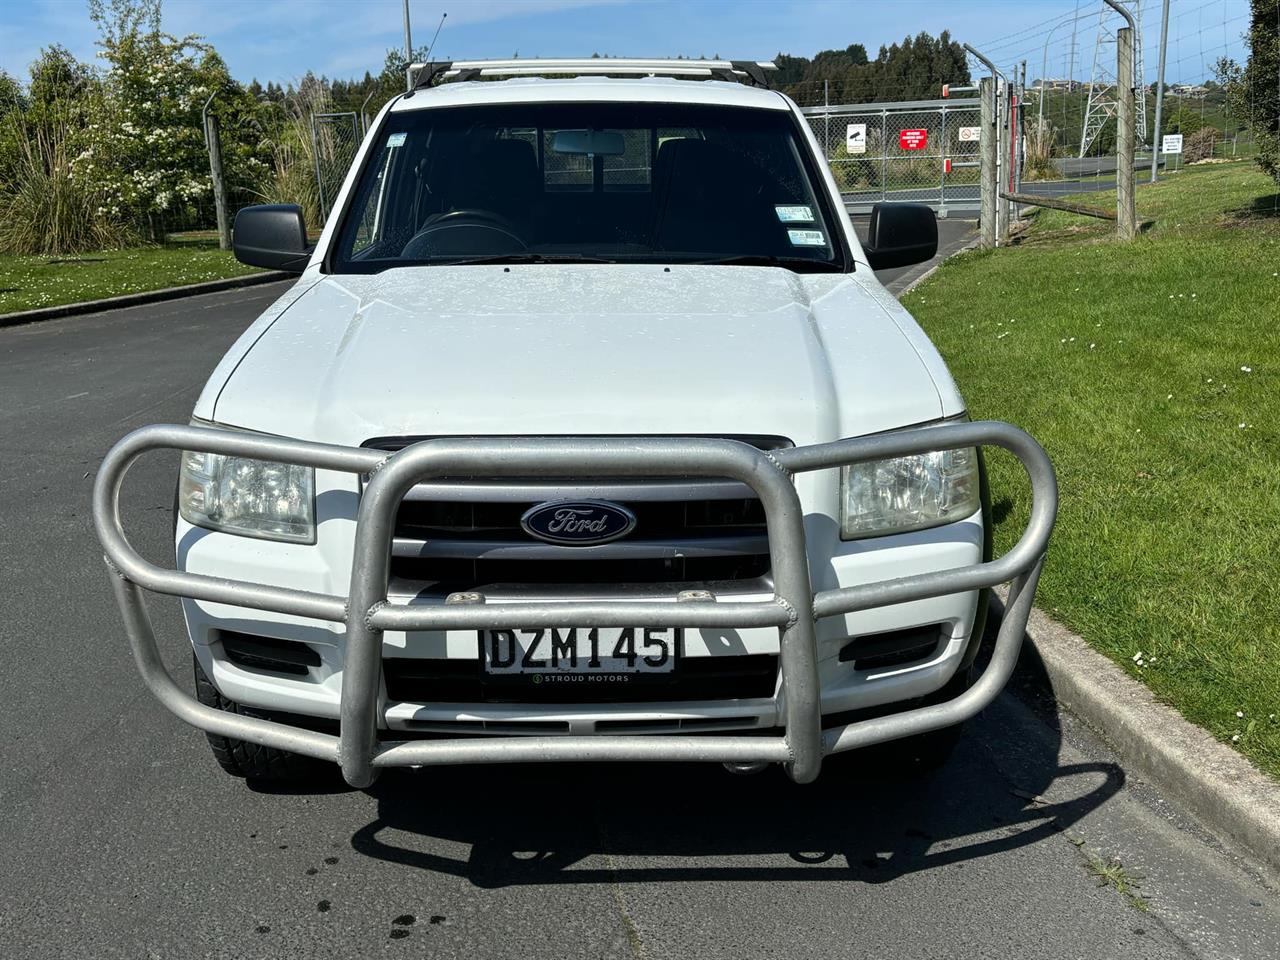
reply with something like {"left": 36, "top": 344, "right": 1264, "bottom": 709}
{"left": 862, "top": 203, "right": 938, "bottom": 271}
{"left": 233, "top": 204, "right": 313, "bottom": 273}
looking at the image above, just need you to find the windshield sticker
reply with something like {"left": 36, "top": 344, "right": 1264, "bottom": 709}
{"left": 386, "top": 132, "right": 407, "bottom": 148}
{"left": 775, "top": 205, "right": 815, "bottom": 223}
{"left": 787, "top": 229, "right": 827, "bottom": 247}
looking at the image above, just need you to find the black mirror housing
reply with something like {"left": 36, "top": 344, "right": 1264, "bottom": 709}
{"left": 233, "top": 204, "right": 312, "bottom": 273}
{"left": 863, "top": 203, "right": 938, "bottom": 271}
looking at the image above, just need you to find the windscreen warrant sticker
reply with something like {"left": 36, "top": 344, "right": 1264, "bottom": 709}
{"left": 787, "top": 229, "right": 827, "bottom": 247}
{"left": 775, "top": 205, "right": 815, "bottom": 223}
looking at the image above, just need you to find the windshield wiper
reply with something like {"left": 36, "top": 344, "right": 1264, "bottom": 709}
{"left": 688, "top": 255, "right": 841, "bottom": 273}
{"left": 430, "top": 253, "right": 618, "bottom": 266}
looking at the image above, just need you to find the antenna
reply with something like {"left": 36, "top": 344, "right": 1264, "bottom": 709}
{"left": 424, "top": 11, "right": 447, "bottom": 63}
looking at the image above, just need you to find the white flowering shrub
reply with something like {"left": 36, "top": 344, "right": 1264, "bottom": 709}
{"left": 0, "top": 47, "right": 138, "bottom": 255}
{"left": 80, "top": 0, "right": 240, "bottom": 237}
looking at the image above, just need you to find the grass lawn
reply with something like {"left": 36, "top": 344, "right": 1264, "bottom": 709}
{"left": 902, "top": 162, "right": 1280, "bottom": 777}
{"left": 0, "top": 237, "right": 263, "bottom": 315}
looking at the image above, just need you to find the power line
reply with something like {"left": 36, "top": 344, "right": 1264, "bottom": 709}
{"left": 970, "top": 0, "right": 1248, "bottom": 84}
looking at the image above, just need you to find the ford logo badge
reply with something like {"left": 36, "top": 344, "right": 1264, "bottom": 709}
{"left": 520, "top": 499, "right": 637, "bottom": 546}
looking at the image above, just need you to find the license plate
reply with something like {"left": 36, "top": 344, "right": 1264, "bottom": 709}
{"left": 480, "top": 628, "right": 679, "bottom": 677}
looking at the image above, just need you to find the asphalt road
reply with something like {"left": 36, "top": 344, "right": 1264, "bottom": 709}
{"left": 847, "top": 178, "right": 1120, "bottom": 216}
{"left": 1, "top": 272, "right": 1277, "bottom": 959}
{"left": 858, "top": 216, "right": 977, "bottom": 294}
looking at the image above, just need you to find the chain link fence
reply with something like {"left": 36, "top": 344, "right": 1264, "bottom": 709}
{"left": 310, "top": 112, "right": 362, "bottom": 222}
{"left": 801, "top": 98, "right": 983, "bottom": 215}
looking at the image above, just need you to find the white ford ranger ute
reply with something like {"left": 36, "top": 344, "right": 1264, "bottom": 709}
{"left": 93, "top": 59, "right": 1056, "bottom": 788}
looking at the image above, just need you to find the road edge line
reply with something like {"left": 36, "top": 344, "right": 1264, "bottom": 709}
{"left": 997, "top": 590, "right": 1280, "bottom": 883}
{"left": 0, "top": 271, "right": 292, "bottom": 328}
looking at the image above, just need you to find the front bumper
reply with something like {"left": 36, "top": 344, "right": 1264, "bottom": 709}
{"left": 94, "top": 422, "right": 1055, "bottom": 787}
{"left": 182, "top": 511, "right": 985, "bottom": 730}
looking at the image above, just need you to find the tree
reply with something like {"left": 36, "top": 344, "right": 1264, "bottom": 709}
{"left": 1162, "top": 105, "right": 1206, "bottom": 138}
{"left": 1216, "top": 0, "right": 1280, "bottom": 183}
{"left": 777, "top": 32, "right": 969, "bottom": 106}
{"left": 81, "top": 0, "right": 266, "bottom": 237}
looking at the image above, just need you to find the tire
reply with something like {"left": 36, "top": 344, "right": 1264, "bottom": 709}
{"left": 192, "top": 655, "right": 328, "bottom": 782}
{"left": 823, "top": 665, "right": 973, "bottom": 778}
{"left": 901, "top": 663, "right": 976, "bottom": 769}
{"left": 893, "top": 709, "right": 966, "bottom": 771}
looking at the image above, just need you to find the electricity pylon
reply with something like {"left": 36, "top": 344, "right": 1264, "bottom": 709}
{"left": 1079, "top": 0, "right": 1147, "bottom": 156}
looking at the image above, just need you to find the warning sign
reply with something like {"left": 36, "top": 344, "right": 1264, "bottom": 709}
{"left": 899, "top": 128, "right": 928, "bottom": 151}
{"left": 958, "top": 126, "right": 981, "bottom": 142}
{"left": 1162, "top": 133, "right": 1183, "bottom": 154}
{"left": 846, "top": 123, "right": 867, "bottom": 154}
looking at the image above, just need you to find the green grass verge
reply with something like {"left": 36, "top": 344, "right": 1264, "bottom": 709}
{"left": 0, "top": 237, "right": 263, "bottom": 315}
{"left": 901, "top": 162, "right": 1280, "bottom": 777}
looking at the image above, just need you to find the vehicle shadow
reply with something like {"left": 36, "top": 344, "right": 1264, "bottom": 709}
{"left": 348, "top": 636, "right": 1124, "bottom": 888}
{"left": 1227, "top": 192, "right": 1280, "bottom": 221}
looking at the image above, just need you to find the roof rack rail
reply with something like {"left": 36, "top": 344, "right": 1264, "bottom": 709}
{"left": 406, "top": 58, "right": 778, "bottom": 92}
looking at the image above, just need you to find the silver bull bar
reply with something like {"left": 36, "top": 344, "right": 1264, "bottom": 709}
{"left": 93, "top": 421, "right": 1056, "bottom": 788}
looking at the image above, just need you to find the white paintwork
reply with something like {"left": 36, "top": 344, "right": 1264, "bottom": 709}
{"left": 183, "top": 74, "right": 981, "bottom": 734}
{"left": 392, "top": 76, "right": 791, "bottom": 113}
{"left": 208, "top": 266, "right": 948, "bottom": 441}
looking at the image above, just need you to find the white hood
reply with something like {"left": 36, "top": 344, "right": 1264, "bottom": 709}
{"left": 210, "top": 265, "right": 957, "bottom": 446}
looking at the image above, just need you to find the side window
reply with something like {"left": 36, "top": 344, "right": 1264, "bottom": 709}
{"left": 350, "top": 140, "right": 402, "bottom": 255}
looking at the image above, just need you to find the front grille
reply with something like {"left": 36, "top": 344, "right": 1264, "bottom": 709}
{"left": 383, "top": 654, "right": 779, "bottom": 704}
{"left": 395, "top": 497, "right": 766, "bottom": 540}
{"left": 368, "top": 435, "right": 787, "bottom": 593}
{"left": 391, "top": 554, "right": 770, "bottom": 587}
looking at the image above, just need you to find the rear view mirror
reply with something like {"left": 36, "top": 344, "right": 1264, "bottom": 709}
{"left": 551, "top": 129, "right": 626, "bottom": 156}
{"left": 863, "top": 203, "right": 938, "bottom": 271}
{"left": 233, "top": 204, "right": 313, "bottom": 274}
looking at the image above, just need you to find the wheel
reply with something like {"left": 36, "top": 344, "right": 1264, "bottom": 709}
{"left": 893, "top": 708, "right": 966, "bottom": 771}
{"left": 192, "top": 655, "right": 328, "bottom": 782}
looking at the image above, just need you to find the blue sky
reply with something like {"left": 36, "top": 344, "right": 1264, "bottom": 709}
{"left": 0, "top": 0, "right": 1250, "bottom": 89}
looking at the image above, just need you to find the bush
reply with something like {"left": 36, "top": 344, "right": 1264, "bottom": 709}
{"left": 1183, "top": 126, "right": 1219, "bottom": 163}
{"left": 252, "top": 79, "right": 329, "bottom": 227}
{"left": 0, "top": 116, "right": 136, "bottom": 255}
{"left": 1022, "top": 116, "right": 1059, "bottom": 181}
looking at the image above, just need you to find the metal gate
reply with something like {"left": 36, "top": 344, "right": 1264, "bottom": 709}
{"left": 801, "top": 98, "right": 983, "bottom": 216}
{"left": 309, "top": 111, "right": 361, "bottom": 222}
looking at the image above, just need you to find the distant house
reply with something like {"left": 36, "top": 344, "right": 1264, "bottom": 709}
{"left": 1033, "top": 78, "right": 1077, "bottom": 92}
{"left": 1169, "top": 83, "right": 1209, "bottom": 97}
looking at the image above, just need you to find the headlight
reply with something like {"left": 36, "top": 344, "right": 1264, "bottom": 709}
{"left": 179, "top": 428, "right": 315, "bottom": 543}
{"left": 840, "top": 445, "right": 980, "bottom": 540}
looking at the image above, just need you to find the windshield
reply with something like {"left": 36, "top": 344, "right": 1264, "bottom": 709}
{"left": 330, "top": 101, "right": 845, "bottom": 272}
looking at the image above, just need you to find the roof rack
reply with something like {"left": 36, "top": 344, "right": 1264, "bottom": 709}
{"left": 407, "top": 58, "right": 778, "bottom": 92}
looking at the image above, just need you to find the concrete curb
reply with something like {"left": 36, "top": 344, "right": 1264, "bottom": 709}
{"left": 998, "top": 590, "right": 1280, "bottom": 882}
{"left": 899, "top": 221, "right": 1279, "bottom": 880}
{"left": 892, "top": 234, "right": 983, "bottom": 296}
{"left": 0, "top": 270, "right": 292, "bottom": 328}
